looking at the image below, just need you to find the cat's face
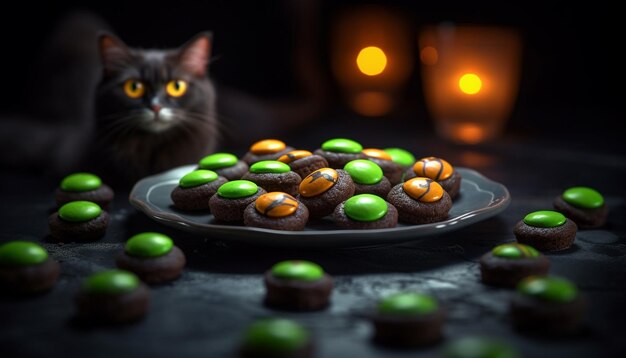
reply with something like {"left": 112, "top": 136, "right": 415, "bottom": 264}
{"left": 96, "top": 33, "right": 215, "bottom": 135}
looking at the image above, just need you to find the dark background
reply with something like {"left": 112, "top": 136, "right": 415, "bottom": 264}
{"left": 1, "top": 1, "right": 623, "bottom": 142}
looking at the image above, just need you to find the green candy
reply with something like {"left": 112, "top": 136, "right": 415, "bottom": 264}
{"left": 125, "top": 232, "right": 173, "bottom": 258}
{"left": 383, "top": 147, "right": 416, "bottom": 167}
{"left": 321, "top": 138, "right": 363, "bottom": 154}
{"left": 198, "top": 153, "right": 238, "bottom": 170}
{"left": 242, "top": 318, "right": 309, "bottom": 354}
{"left": 343, "top": 194, "right": 388, "bottom": 222}
{"left": 563, "top": 186, "right": 604, "bottom": 209}
{"left": 58, "top": 201, "right": 102, "bottom": 222}
{"left": 343, "top": 160, "right": 383, "bottom": 185}
{"left": 492, "top": 243, "right": 540, "bottom": 259}
{"left": 83, "top": 269, "right": 140, "bottom": 295}
{"left": 217, "top": 180, "right": 258, "bottom": 199}
{"left": 179, "top": 169, "right": 218, "bottom": 188}
{"left": 517, "top": 276, "right": 578, "bottom": 303}
{"left": 0, "top": 241, "right": 48, "bottom": 266}
{"left": 442, "top": 336, "right": 520, "bottom": 358}
{"left": 523, "top": 210, "right": 566, "bottom": 228}
{"left": 378, "top": 292, "right": 438, "bottom": 315}
{"left": 60, "top": 172, "right": 102, "bottom": 192}
{"left": 250, "top": 160, "right": 291, "bottom": 174}
{"left": 271, "top": 260, "right": 324, "bottom": 281}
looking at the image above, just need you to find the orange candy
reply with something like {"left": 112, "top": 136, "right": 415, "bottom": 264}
{"left": 277, "top": 150, "right": 313, "bottom": 164}
{"left": 255, "top": 192, "right": 299, "bottom": 218}
{"left": 299, "top": 168, "right": 339, "bottom": 197}
{"left": 412, "top": 157, "right": 453, "bottom": 181}
{"left": 402, "top": 177, "right": 444, "bottom": 202}
{"left": 250, "top": 139, "right": 287, "bottom": 155}
{"left": 362, "top": 148, "right": 392, "bottom": 161}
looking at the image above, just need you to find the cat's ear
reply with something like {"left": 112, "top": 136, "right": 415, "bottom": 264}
{"left": 98, "top": 32, "right": 132, "bottom": 75}
{"left": 178, "top": 32, "right": 212, "bottom": 77}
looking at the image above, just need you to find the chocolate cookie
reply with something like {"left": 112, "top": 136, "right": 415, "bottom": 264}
{"left": 362, "top": 148, "right": 405, "bottom": 185}
{"left": 199, "top": 153, "right": 249, "bottom": 181}
{"left": 479, "top": 243, "right": 550, "bottom": 287}
{"left": 510, "top": 275, "right": 586, "bottom": 336}
{"left": 55, "top": 172, "right": 114, "bottom": 209}
{"left": 343, "top": 159, "right": 391, "bottom": 197}
{"left": 277, "top": 150, "right": 329, "bottom": 179}
{"left": 383, "top": 147, "right": 416, "bottom": 169}
{"left": 244, "top": 192, "right": 309, "bottom": 231}
{"left": 242, "top": 161, "right": 301, "bottom": 197}
{"left": 404, "top": 157, "right": 461, "bottom": 199}
{"left": 239, "top": 318, "right": 314, "bottom": 358}
{"left": 298, "top": 168, "right": 355, "bottom": 219}
{"left": 513, "top": 210, "right": 577, "bottom": 251}
{"left": 264, "top": 260, "right": 333, "bottom": 311}
{"left": 116, "top": 232, "right": 186, "bottom": 284}
{"left": 440, "top": 336, "right": 521, "bottom": 358}
{"left": 553, "top": 186, "right": 608, "bottom": 229}
{"left": 170, "top": 169, "right": 228, "bottom": 211}
{"left": 370, "top": 292, "right": 445, "bottom": 348}
{"left": 48, "top": 201, "right": 109, "bottom": 242}
{"left": 332, "top": 194, "right": 398, "bottom": 229}
{"left": 386, "top": 178, "right": 452, "bottom": 224}
{"left": 75, "top": 269, "right": 150, "bottom": 324}
{"left": 0, "top": 241, "right": 60, "bottom": 294}
{"left": 242, "top": 139, "right": 294, "bottom": 165}
{"left": 313, "top": 138, "right": 367, "bottom": 168}
{"left": 209, "top": 180, "right": 267, "bottom": 223}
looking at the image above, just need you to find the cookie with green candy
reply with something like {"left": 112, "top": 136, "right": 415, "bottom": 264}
{"left": 513, "top": 210, "right": 577, "bottom": 251}
{"left": 343, "top": 159, "right": 391, "bottom": 197}
{"left": 332, "top": 194, "right": 398, "bottom": 230}
{"left": 198, "top": 152, "right": 249, "bottom": 180}
{"left": 362, "top": 148, "right": 405, "bottom": 186}
{"left": 383, "top": 147, "right": 416, "bottom": 170}
{"left": 264, "top": 260, "right": 333, "bottom": 311}
{"left": 370, "top": 292, "right": 445, "bottom": 348}
{"left": 439, "top": 336, "right": 520, "bottom": 358}
{"left": 209, "top": 180, "right": 267, "bottom": 223}
{"left": 553, "top": 186, "right": 608, "bottom": 229}
{"left": 313, "top": 138, "right": 367, "bottom": 169}
{"left": 55, "top": 172, "right": 114, "bottom": 209}
{"left": 115, "top": 232, "right": 186, "bottom": 284}
{"left": 242, "top": 160, "right": 302, "bottom": 197}
{"left": 510, "top": 275, "right": 586, "bottom": 336}
{"left": 48, "top": 200, "right": 109, "bottom": 242}
{"left": 242, "top": 139, "right": 295, "bottom": 165}
{"left": 75, "top": 269, "right": 150, "bottom": 324}
{"left": 0, "top": 241, "right": 60, "bottom": 294}
{"left": 479, "top": 243, "right": 550, "bottom": 287}
{"left": 170, "top": 169, "right": 228, "bottom": 211}
{"left": 239, "top": 318, "right": 313, "bottom": 358}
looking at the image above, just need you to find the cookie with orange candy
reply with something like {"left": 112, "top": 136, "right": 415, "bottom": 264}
{"left": 404, "top": 156, "right": 462, "bottom": 199}
{"left": 277, "top": 149, "right": 329, "bottom": 179}
{"left": 386, "top": 177, "right": 452, "bottom": 224}
{"left": 242, "top": 139, "right": 295, "bottom": 165}
{"left": 243, "top": 192, "right": 309, "bottom": 231}
{"left": 297, "top": 168, "right": 355, "bottom": 219}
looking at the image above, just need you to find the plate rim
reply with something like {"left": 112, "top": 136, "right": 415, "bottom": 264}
{"left": 129, "top": 165, "right": 510, "bottom": 247}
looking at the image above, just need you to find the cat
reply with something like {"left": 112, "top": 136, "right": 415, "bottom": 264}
{"left": 0, "top": 12, "right": 219, "bottom": 189}
{"left": 93, "top": 32, "right": 218, "bottom": 185}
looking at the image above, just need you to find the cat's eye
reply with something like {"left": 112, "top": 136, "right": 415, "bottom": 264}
{"left": 123, "top": 79, "right": 145, "bottom": 98}
{"left": 166, "top": 80, "right": 188, "bottom": 97}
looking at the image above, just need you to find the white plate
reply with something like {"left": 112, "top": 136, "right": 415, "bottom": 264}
{"left": 129, "top": 165, "right": 510, "bottom": 248}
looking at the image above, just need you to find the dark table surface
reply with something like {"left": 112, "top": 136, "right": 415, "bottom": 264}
{"left": 1, "top": 118, "right": 626, "bottom": 358}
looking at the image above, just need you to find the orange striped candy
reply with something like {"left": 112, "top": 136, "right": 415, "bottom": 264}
{"left": 362, "top": 148, "right": 393, "bottom": 161}
{"left": 255, "top": 192, "right": 299, "bottom": 217}
{"left": 299, "top": 168, "right": 338, "bottom": 197}
{"left": 278, "top": 150, "right": 313, "bottom": 164}
{"left": 250, "top": 139, "right": 287, "bottom": 155}
{"left": 413, "top": 157, "right": 453, "bottom": 181}
{"left": 402, "top": 177, "right": 444, "bottom": 202}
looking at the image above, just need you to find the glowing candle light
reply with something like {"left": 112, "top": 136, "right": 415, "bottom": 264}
{"left": 356, "top": 46, "right": 387, "bottom": 76}
{"left": 458, "top": 73, "right": 482, "bottom": 95}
